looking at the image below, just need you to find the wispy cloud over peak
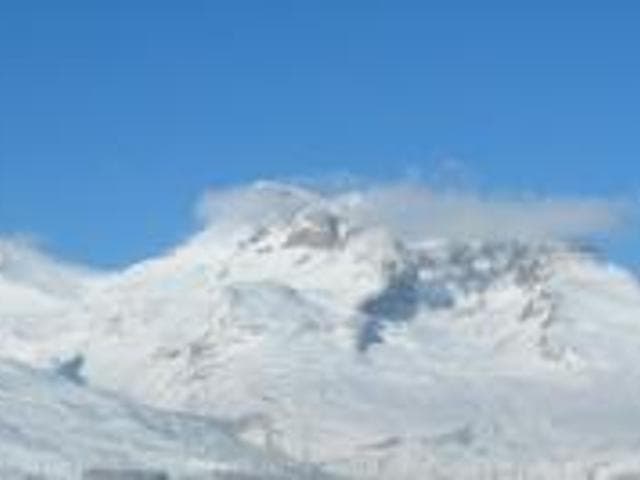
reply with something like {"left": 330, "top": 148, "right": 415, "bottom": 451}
{"left": 195, "top": 179, "right": 631, "bottom": 244}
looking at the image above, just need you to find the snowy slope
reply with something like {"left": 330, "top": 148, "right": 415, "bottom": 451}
{"left": 0, "top": 359, "right": 335, "bottom": 479}
{"left": 2, "top": 183, "right": 640, "bottom": 479}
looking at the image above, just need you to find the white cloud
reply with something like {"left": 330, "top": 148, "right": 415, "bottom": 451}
{"left": 349, "top": 182, "right": 629, "bottom": 242}
{"left": 0, "top": 236, "right": 97, "bottom": 295}
{"left": 195, "top": 181, "right": 326, "bottom": 230}
{"left": 195, "top": 180, "right": 631, "bottom": 244}
{"left": 3, "top": 179, "right": 630, "bottom": 275}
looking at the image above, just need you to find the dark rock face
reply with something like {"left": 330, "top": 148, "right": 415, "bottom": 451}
{"left": 360, "top": 271, "right": 420, "bottom": 321}
{"left": 54, "top": 354, "right": 86, "bottom": 385}
{"left": 357, "top": 269, "right": 420, "bottom": 352}
{"left": 283, "top": 211, "right": 342, "bottom": 249}
{"left": 354, "top": 241, "right": 561, "bottom": 353}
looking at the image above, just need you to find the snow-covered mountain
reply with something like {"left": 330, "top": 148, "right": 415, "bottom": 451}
{"left": 2, "top": 182, "right": 640, "bottom": 479}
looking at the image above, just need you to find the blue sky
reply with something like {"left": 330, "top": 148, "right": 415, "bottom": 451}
{"left": 1, "top": 1, "right": 638, "bottom": 268}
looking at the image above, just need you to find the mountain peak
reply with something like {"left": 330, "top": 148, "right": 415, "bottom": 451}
{"left": 3, "top": 185, "right": 640, "bottom": 478}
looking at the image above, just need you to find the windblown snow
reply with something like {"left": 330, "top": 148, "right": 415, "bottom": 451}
{"left": 1, "top": 182, "right": 640, "bottom": 479}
